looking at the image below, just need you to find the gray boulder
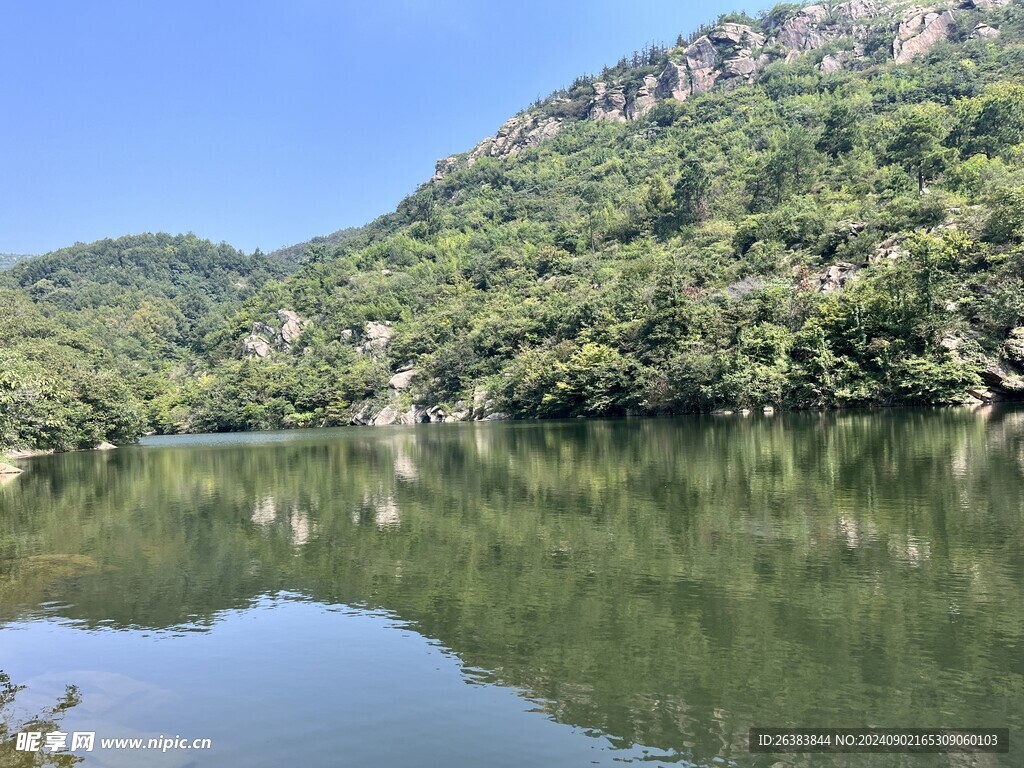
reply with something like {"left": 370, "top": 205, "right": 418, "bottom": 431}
{"left": 242, "top": 322, "right": 274, "bottom": 358}
{"left": 278, "top": 309, "right": 303, "bottom": 345}
{"left": 627, "top": 75, "right": 660, "bottom": 120}
{"left": 969, "top": 23, "right": 1000, "bottom": 39}
{"left": 819, "top": 262, "right": 858, "bottom": 293}
{"left": 388, "top": 369, "right": 418, "bottom": 391}
{"left": 589, "top": 82, "right": 628, "bottom": 122}
{"left": 685, "top": 36, "right": 720, "bottom": 94}
{"left": 893, "top": 9, "right": 955, "bottom": 64}
{"left": 358, "top": 321, "right": 393, "bottom": 355}
{"left": 777, "top": 5, "right": 830, "bottom": 51}
{"left": 656, "top": 61, "right": 692, "bottom": 103}
{"left": 372, "top": 406, "right": 399, "bottom": 427}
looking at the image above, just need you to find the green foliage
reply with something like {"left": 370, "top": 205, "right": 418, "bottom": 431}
{"left": 886, "top": 103, "right": 949, "bottom": 192}
{"left": 0, "top": 235, "right": 293, "bottom": 450}
{"left": 7, "top": 3, "right": 1024, "bottom": 443}
{"left": 953, "top": 82, "right": 1024, "bottom": 158}
{"left": 983, "top": 186, "right": 1024, "bottom": 243}
{"left": 0, "top": 292, "right": 146, "bottom": 452}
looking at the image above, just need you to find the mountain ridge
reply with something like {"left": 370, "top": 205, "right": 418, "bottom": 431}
{"left": 5, "top": 0, "right": 1024, "bottom": 450}
{"left": 432, "top": 0, "right": 1009, "bottom": 180}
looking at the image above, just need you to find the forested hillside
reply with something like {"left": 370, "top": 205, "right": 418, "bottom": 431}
{"left": 162, "top": 0, "right": 1024, "bottom": 433}
{"left": 4, "top": 0, "right": 1024, "bottom": 450}
{"left": 0, "top": 234, "right": 290, "bottom": 451}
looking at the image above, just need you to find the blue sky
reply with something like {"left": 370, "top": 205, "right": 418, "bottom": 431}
{"left": 0, "top": 0, "right": 774, "bottom": 255}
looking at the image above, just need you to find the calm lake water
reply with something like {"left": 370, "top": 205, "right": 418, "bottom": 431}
{"left": 1, "top": 411, "right": 1022, "bottom": 767}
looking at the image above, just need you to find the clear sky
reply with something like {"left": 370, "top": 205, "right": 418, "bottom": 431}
{"left": 0, "top": 0, "right": 774, "bottom": 256}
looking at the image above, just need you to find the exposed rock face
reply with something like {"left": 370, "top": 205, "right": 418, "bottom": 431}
{"left": 819, "top": 262, "right": 858, "bottom": 293}
{"left": 656, "top": 61, "right": 691, "bottom": 102}
{"left": 278, "top": 309, "right": 303, "bottom": 345}
{"left": 893, "top": 9, "right": 955, "bottom": 63}
{"left": 820, "top": 48, "right": 862, "bottom": 73}
{"left": 356, "top": 321, "right": 393, "bottom": 356}
{"left": 242, "top": 322, "right": 275, "bottom": 358}
{"left": 709, "top": 23, "right": 766, "bottom": 49}
{"left": 431, "top": 0, "right": 986, "bottom": 179}
{"left": 241, "top": 310, "right": 306, "bottom": 358}
{"left": 589, "top": 82, "right": 629, "bottom": 122}
{"left": 0, "top": 462, "right": 23, "bottom": 475}
{"left": 627, "top": 75, "right": 660, "bottom": 120}
{"left": 433, "top": 156, "right": 459, "bottom": 182}
{"left": 685, "top": 36, "right": 720, "bottom": 94}
{"left": 388, "top": 369, "right": 417, "bottom": 391}
{"left": 777, "top": 5, "right": 830, "bottom": 50}
{"left": 722, "top": 55, "right": 759, "bottom": 81}
{"left": 981, "top": 361, "right": 1024, "bottom": 394}
{"left": 837, "top": 0, "right": 879, "bottom": 20}
{"left": 976, "top": 329, "right": 1024, "bottom": 398}
{"left": 820, "top": 53, "right": 845, "bottom": 74}
{"left": 432, "top": 112, "right": 566, "bottom": 180}
{"left": 970, "top": 22, "right": 1000, "bottom": 38}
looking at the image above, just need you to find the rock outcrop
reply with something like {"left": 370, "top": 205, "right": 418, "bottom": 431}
{"left": 970, "top": 22, "right": 1000, "bottom": 38}
{"left": 388, "top": 368, "right": 417, "bottom": 391}
{"left": 975, "top": 329, "right": 1024, "bottom": 399}
{"left": 469, "top": 113, "right": 563, "bottom": 163}
{"left": 656, "top": 62, "right": 691, "bottom": 102}
{"left": 589, "top": 82, "right": 629, "bottom": 122}
{"left": 777, "top": 4, "right": 831, "bottom": 50}
{"left": 355, "top": 321, "right": 393, "bottom": 356}
{"left": 242, "top": 309, "right": 307, "bottom": 358}
{"left": 627, "top": 75, "right": 660, "bottom": 120}
{"left": 684, "top": 36, "right": 721, "bottom": 94}
{"left": 431, "top": 0, "right": 996, "bottom": 187}
{"left": 242, "top": 322, "right": 275, "bottom": 358}
{"left": 819, "top": 262, "right": 859, "bottom": 293}
{"left": 893, "top": 8, "right": 956, "bottom": 63}
{"left": 278, "top": 310, "right": 303, "bottom": 345}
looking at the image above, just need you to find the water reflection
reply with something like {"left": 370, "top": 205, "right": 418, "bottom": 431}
{"left": 1, "top": 410, "right": 1022, "bottom": 766}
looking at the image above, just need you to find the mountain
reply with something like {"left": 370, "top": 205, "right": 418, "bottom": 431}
{"left": 433, "top": 0, "right": 1013, "bottom": 175}
{"left": 0, "top": 253, "right": 32, "bottom": 271}
{"left": 268, "top": 226, "right": 364, "bottom": 268}
{"left": 5, "top": 0, "right": 1024, "bottom": 450}
{"left": 0, "top": 233, "right": 293, "bottom": 452}
{"left": 160, "top": 0, "right": 1021, "bottom": 434}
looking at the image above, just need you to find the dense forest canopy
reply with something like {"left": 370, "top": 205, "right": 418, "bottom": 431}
{"left": 3, "top": 0, "right": 1024, "bottom": 451}
{"left": 0, "top": 234, "right": 291, "bottom": 451}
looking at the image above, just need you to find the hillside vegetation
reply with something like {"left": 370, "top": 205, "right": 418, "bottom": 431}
{"left": 4, "top": 0, "right": 1024, "bottom": 449}
{"left": 0, "top": 234, "right": 289, "bottom": 451}
{"left": 166, "top": 0, "right": 1024, "bottom": 433}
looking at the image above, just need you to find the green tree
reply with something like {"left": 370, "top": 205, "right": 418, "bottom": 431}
{"left": 887, "top": 104, "right": 949, "bottom": 193}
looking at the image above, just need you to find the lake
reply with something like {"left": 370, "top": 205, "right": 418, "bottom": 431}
{"left": 1, "top": 410, "right": 1022, "bottom": 767}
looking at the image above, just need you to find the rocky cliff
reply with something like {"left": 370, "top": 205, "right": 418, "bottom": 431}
{"left": 433, "top": 0, "right": 1010, "bottom": 180}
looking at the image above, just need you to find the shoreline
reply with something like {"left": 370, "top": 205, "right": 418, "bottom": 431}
{"left": 6, "top": 402, "right": 1023, "bottom": 459}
